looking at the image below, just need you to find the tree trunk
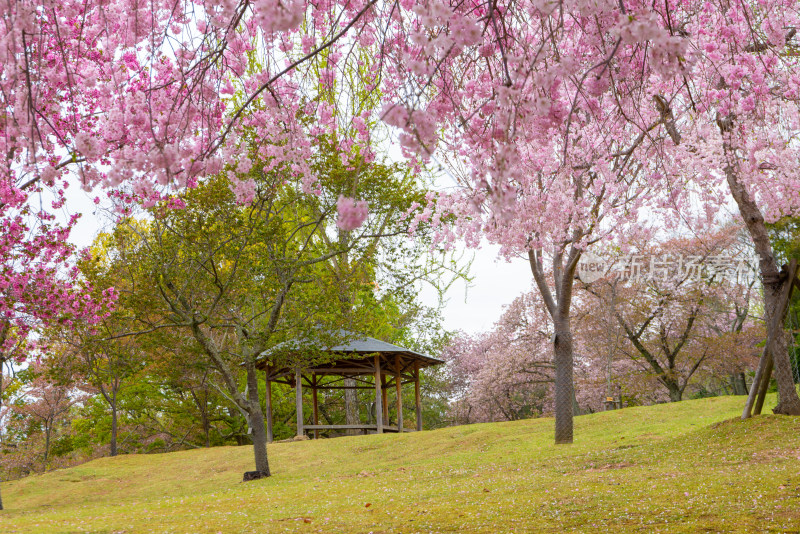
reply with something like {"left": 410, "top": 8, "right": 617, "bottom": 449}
{"left": 191, "top": 384, "right": 212, "bottom": 447}
{"left": 44, "top": 424, "right": 51, "bottom": 466}
{"left": 722, "top": 143, "right": 800, "bottom": 415}
{"left": 553, "top": 314, "right": 574, "bottom": 444}
{"left": 110, "top": 401, "right": 118, "bottom": 457}
{"left": 729, "top": 373, "right": 747, "bottom": 395}
{"left": 529, "top": 248, "right": 579, "bottom": 444}
{"left": 764, "top": 283, "right": 800, "bottom": 414}
{"left": 202, "top": 404, "right": 211, "bottom": 448}
{"left": 344, "top": 377, "right": 358, "bottom": 436}
{"left": 189, "top": 322, "right": 272, "bottom": 473}
{"left": 668, "top": 387, "right": 682, "bottom": 402}
{"left": 739, "top": 372, "right": 749, "bottom": 395}
{"left": 246, "top": 367, "right": 270, "bottom": 477}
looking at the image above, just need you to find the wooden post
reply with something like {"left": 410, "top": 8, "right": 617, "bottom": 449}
{"left": 295, "top": 366, "right": 304, "bottom": 437}
{"left": 265, "top": 369, "right": 273, "bottom": 443}
{"left": 395, "top": 355, "right": 403, "bottom": 432}
{"left": 382, "top": 375, "right": 389, "bottom": 424}
{"left": 374, "top": 355, "right": 383, "bottom": 434}
{"left": 414, "top": 360, "right": 422, "bottom": 432}
{"left": 312, "top": 374, "right": 319, "bottom": 440}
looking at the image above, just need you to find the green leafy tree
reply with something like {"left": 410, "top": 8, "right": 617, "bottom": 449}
{"left": 99, "top": 136, "right": 440, "bottom": 479}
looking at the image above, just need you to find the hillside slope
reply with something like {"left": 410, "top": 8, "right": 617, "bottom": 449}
{"left": 2, "top": 395, "right": 799, "bottom": 533}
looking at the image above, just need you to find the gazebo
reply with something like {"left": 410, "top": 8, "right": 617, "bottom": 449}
{"left": 256, "top": 334, "right": 443, "bottom": 441}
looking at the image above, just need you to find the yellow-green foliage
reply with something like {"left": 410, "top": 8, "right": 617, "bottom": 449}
{"left": 2, "top": 395, "right": 799, "bottom": 533}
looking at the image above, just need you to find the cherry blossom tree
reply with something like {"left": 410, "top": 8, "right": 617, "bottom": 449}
{"left": 443, "top": 293, "right": 554, "bottom": 423}
{"left": 403, "top": 20, "right": 684, "bottom": 443}
{"left": 648, "top": 2, "right": 800, "bottom": 415}
{"left": 443, "top": 291, "right": 608, "bottom": 422}
{"left": 2, "top": 0, "right": 691, "bottom": 219}
{"left": 391, "top": 0, "right": 800, "bottom": 432}
{"left": 0, "top": 200, "right": 113, "bottom": 509}
{"left": 8, "top": 360, "right": 87, "bottom": 469}
{"left": 578, "top": 230, "right": 762, "bottom": 402}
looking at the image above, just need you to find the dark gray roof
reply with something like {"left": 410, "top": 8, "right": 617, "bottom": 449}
{"left": 258, "top": 330, "right": 443, "bottom": 367}
{"left": 323, "top": 334, "right": 443, "bottom": 365}
{"left": 328, "top": 335, "right": 417, "bottom": 353}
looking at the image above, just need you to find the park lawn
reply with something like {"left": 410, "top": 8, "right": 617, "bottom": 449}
{"left": 1, "top": 394, "right": 799, "bottom": 533}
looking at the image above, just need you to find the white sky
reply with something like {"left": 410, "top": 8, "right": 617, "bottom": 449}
{"left": 420, "top": 247, "right": 532, "bottom": 335}
{"left": 57, "top": 187, "right": 109, "bottom": 246}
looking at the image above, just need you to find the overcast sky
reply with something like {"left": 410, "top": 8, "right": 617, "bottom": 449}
{"left": 419, "top": 247, "right": 532, "bottom": 335}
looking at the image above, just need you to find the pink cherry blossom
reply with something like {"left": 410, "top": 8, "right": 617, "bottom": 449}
{"left": 336, "top": 196, "right": 369, "bottom": 231}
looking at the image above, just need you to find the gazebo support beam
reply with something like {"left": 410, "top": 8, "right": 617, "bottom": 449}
{"left": 374, "top": 355, "right": 383, "bottom": 434}
{"left": 265, "top": 370, "right": 273, "bottom": 443}
{"left": 312, "top": 374, "right": 319, "bottom": 439}
{"left": 295, "top": 366, "right": 304, "bottom": 438}
{"left": 415, "top": 360, "right": 422, "bottom": 432}
{"left": 382, "top": 374, "right": 389, "bottom": 424}
{"left": 395, "top": 355, "right": 403, "bottom": 432}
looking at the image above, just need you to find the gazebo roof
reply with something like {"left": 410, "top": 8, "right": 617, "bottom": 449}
{"left": 320, "top": 335, "right": 443, "bottom": 366}
{"left": 256, "top": 331, "right": 444, "bottom": 372}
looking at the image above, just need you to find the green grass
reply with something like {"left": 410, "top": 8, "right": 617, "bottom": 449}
{"left": 2, "top": 395, "right": 799, "bottom": 533}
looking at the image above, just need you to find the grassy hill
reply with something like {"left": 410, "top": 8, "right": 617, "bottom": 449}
{"left": 2, "top": 395, "right": 799, "bottom": 533}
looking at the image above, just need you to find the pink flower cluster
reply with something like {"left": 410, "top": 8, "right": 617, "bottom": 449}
{"left": 335, "top": 196, "right": 369, "bottom": 231}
